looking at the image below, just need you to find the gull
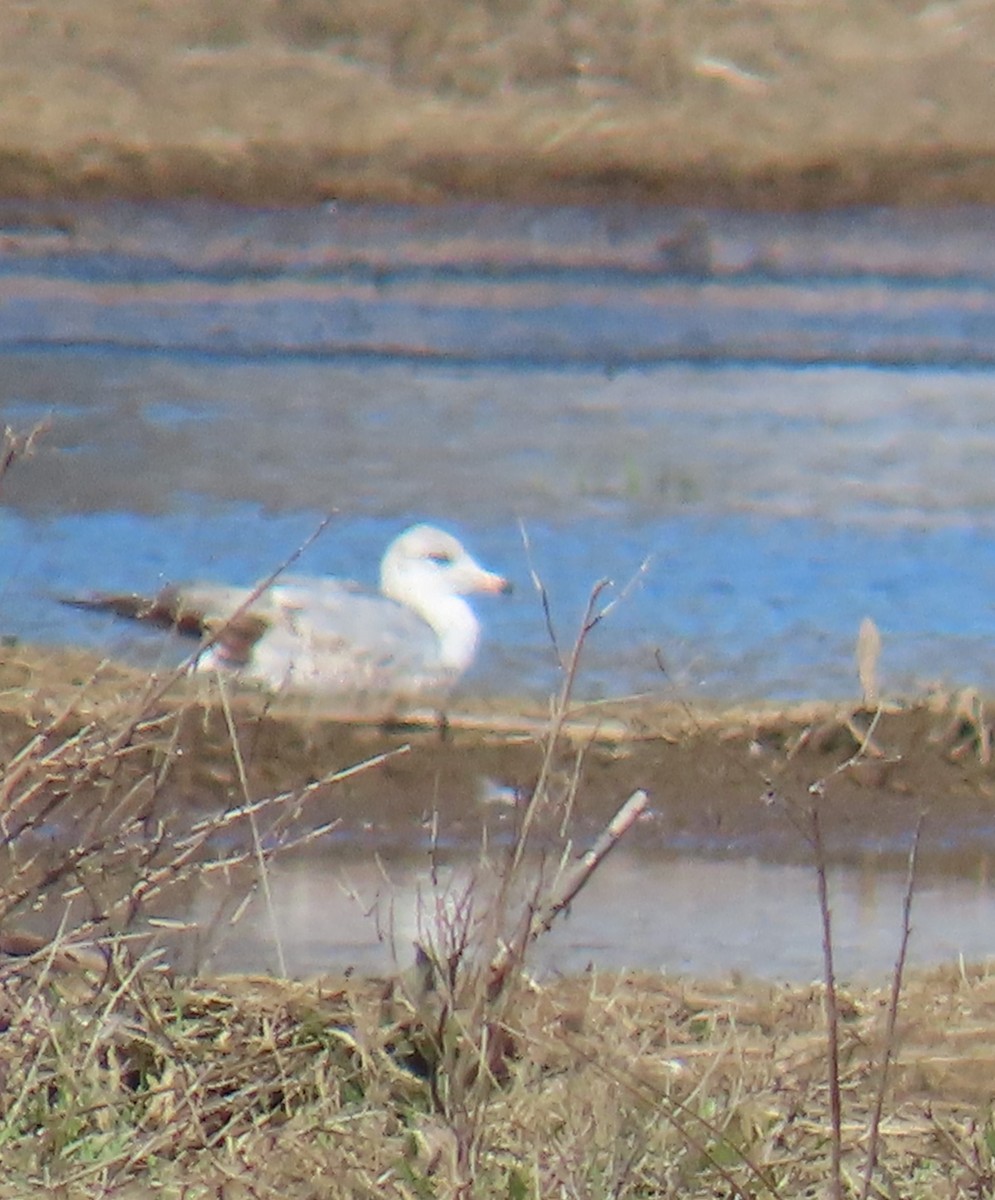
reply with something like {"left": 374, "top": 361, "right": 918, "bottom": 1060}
{"left": 66, "top": 524, "right": 512, "bottom": 713}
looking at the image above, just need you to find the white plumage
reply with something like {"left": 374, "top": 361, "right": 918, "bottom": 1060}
{"left": 68, "top": 524, "right": 511, "bottom": 713}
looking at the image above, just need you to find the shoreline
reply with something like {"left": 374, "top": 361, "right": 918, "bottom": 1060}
{"left": 6, "top": 142, "right": 995, "bottom": 211}
{"left": 3, "top": 642, "right": 994, "bottom": 1191}
{"left": 2, "top": 641, "right": 991, "bottom": 840}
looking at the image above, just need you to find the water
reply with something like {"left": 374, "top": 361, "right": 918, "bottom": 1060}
{"left": 5, "top": 199, "right": 995, "bottom": 978}
{"left": 190, "top": 849, "right": 995, "bottom": 983}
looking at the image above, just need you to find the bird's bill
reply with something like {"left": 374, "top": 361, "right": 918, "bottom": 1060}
{"left": 470, "top": 567, "right": 513, "bottom": 596}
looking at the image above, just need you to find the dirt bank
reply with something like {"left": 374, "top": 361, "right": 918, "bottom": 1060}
{"left": 3, "top": 0, "right": 995, "bottom": 208}
{"left": 3, "top": 642, "right": 995, "bottom": 868}
{"left": 4, "top": 643, "right": 995, "bottom": 1193}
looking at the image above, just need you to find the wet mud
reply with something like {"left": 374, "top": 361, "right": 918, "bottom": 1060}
{"left": 3, "top": 643, "right": 994, "bottom": 874}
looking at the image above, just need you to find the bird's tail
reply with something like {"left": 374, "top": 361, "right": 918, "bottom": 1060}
{"left": 60, "top": 589, "right": 207, "bottom": 640}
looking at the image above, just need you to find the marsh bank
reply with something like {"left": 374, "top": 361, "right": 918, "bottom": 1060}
{"left": 2, "top": 0, "right": 995, "bottom": 208}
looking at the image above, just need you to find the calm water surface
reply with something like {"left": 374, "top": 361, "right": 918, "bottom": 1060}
{"left": 189, "top": 849, "right": 995, "bottom": 983}
{"left": 5, "top": 200, "right": 995, "bottom": 978}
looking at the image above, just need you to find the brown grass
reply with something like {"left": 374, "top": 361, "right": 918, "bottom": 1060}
{"left": 3, "top": 626, "right": 995, "bottom": 1197}
{"left": 3, "top": 655, "right": 995, "bottom": 1196}
{"left": 2, "top": 0, "right": 995, "bottom": 205}
{"left": 4, "top": 956, "right": 995, "bottom": 1197}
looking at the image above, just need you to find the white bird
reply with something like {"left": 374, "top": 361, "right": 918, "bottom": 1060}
{"left": 66, "top": 524, "right": 511, "bottom": 713}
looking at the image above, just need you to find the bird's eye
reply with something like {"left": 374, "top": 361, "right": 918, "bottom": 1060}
{"left": 427, "top": 551, "right": 453, "bottom": 565}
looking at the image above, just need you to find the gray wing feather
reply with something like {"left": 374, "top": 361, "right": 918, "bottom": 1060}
{"left": 255, "top": 578, "right": 447, "bottom": 697}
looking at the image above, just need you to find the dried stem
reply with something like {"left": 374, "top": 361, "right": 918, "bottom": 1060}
{"left": 487, "top": 789, "right": 649, "bottom": 995}
{"left": 0, "top": 420, "right": 49, "bottom": 492}
{"left": 809, "top": 798, "right": 843, "bottom": 1200}
{"left": 858, "top": 814, "right": 924, "bottom": 1200}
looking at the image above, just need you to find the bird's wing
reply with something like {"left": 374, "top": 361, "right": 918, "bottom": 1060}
{"left": 254, "top": 578, "right": 447, "bottom": 695}
{"left": 64, "top": 575, "right": 454, "bottom": 703}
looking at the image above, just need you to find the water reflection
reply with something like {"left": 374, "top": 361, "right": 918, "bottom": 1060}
{"left": 187, "top": 849, "right": 995, "bottom": 982}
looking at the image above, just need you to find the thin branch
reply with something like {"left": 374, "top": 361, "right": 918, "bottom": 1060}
{"left": 488, "top": 789, "right": 649, "bottom": 997}
{"left": 216, "top": 672, "right": 287, "bottom": 979}
{"left": 858, "top": 814, "right": 924, "bottom": 1200}
{"left": 810, "top": 799, "right": 843, "bottom": 1200}
{"left": 0, "top": 420, "right": 49, "bottom": 492}
{"left": 531, "top": 788, "right": 649, "bottom": 940}
{"left": 517, "top": 518, "right": 560, "bottom": 665}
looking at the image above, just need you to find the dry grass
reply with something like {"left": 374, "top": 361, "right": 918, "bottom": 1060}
{"left": 2, "top": 0, "right": 995, "bottom": 204}
{"left": 4, "top": 957, "right": 995, "bottom": 1197}
{"left": 3, "top": 667, "right": 995, "bottom": 1198}
{"left": 3, "top": 634, "right": 995, "bottom": 1198}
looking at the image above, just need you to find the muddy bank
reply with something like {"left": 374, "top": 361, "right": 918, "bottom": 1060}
{"left": 7, "top": 641, "right": 995, "bottom": 979}
{"left": 3, "top": 643, "right": 995, "bottom": 870}
{"left": 2, "top": 1, "right": 995, "bottom": 207}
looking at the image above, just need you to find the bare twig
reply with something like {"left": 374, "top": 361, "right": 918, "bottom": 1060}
{"left": 507, "top": 578, "right": 612, "bottom": 877}
{"left": 858, "top": 814, "right": 924, "bottom": 1200}
{"left": 809, "top": 796, "right": 843, "bottom": 1200}
{"left": 215, "top": 672, "right": 287, "bottom": 979}
{"left": 518, "top": 518, "right": 561, "bottom": 664}
{"left": 0, "top": 420, "right": 49, "bottom": 492}
{"left": 540, "top": 788, "right": 648, "bottom": 927}
{"left": 488, "top": 789, "right": 649, "bottom": 996}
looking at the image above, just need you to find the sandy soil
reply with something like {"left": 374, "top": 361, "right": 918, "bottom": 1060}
{"left": 2, "top": 0, "right": 995, "bottom": 208}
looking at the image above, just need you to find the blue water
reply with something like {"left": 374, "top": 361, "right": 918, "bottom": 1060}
{"left": 4, "top": 501, "right": 995, "bottom": 703}
{"left": 10, "top": 200, "right": 995, "bottom": 979}
{"left": 4, "top": 201, "right": 995, "bottom": 704}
